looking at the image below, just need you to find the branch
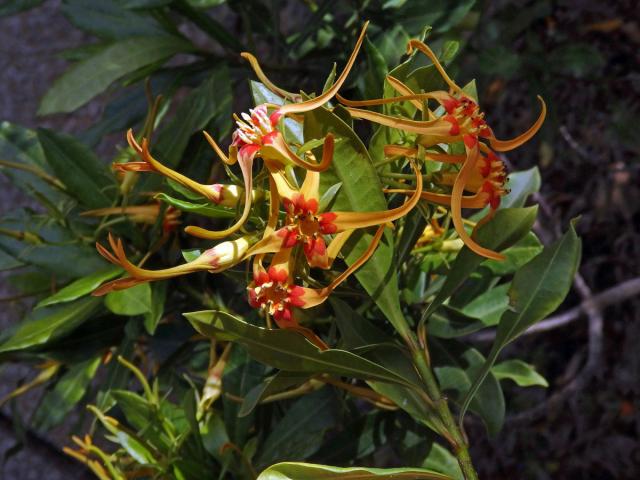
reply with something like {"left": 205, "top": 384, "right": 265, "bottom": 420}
{"left": 471, "top": 277, "right": 640, "bottom": 342}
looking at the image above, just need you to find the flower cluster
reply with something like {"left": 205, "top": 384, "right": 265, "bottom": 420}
{"left": 92, "top": 24, "right": 544, "bottom": 330}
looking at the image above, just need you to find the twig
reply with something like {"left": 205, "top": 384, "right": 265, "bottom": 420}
{"left": 470, "top": 277, "right": 640, "bottom": 341}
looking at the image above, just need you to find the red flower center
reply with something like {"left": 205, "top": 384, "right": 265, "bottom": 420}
{"left": 248, "top": 267, "right": 305, "bottom": 326}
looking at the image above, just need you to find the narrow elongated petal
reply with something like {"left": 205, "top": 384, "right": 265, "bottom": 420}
{"left": 128, "top": 131, "right": 222, "bottom": 202}
{"left": 489, "top": 96, "right": 547, "bottom": 151}
{"left": 346, "top": 108, "right": 452, "bottom": 136}
{"left": 330, "top": 160, "right": 423, "bottom": 231}
{"left": 386, "top": 188, "right": 489, "bottom": 209}
{"left": 450, "top": 139, "right": 505, "bottom": 260}
{"left": 240, "top": 52, "right": 300, "bottom": 101}
{"left": 299, "top": 224, "right": 386, "bottom": 309}
{"left": 383, "top": 145, "right": 467, "bottom": 164}
{"left": 263, "top": 133, "right": 334, "bottom": 172}
{"left": 202, "top": 131, "right": 234, "bottom": 165}
{"left": 277, "top": 22, "right": 369, "bottom": 115}
{"left": 406, "top": 40, "right": 463, "bottom": 95}
{"left": 337, "top": 91, "right": 438, "bottom": 109}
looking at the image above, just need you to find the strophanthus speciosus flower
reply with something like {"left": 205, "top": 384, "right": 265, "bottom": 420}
{"left": 92, "top": 233, "right": 254, "bottom": 295}
{"left": 182, "top": 22, "right": 369, "bottom": 241}
{"left": 248, "top": 225, "right": 385, "bottom": 329}
{"left": 257, "top": 159, "right": 424, "bottom": 268}
{"left": 337, "top": 39, "right": 546, "bottom": 260}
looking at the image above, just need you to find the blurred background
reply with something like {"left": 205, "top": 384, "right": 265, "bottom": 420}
{"left": 1, "top": 0, "right": 638, "bottom": 478}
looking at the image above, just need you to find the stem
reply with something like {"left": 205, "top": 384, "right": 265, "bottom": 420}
{"left": 412, "top": 348, "right": 479, "bottom": 480}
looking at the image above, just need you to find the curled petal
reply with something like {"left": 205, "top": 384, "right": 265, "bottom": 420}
{"left": 277, "top": 22, "right": 369, "bottom": 115}
{"left": 202, "top": 131, "right": 234, "bottom": 165}
{"left": 383, "top": 145, "right": 467, "bottom": 164}
{"left": 330, "top": 160, "right": 423, "bottom": 231}
{"left": 450, "top": 142, "right": 505, "bottom": 260}
{"left": 489, "top": 96, "right": 546, "bottom": 152}
{"left": 337, "top": 91, "right": 439, "bottom": 110}
{"left": 128, "top": 131, "right": 222, "bottom": 203}
{"left": 300, "top": 224, "right": 386, "bottom": 309}
{"left": 263, "top": 133, "right": 334, "bottom": 172}
{"left": 406, "top": 40, "right": 463, "bottom": 95}
{"left": 386, "top": 189, "right": 489, "bottom": 209}
{"left": 240, "top": 52, "right": 300, "bottom": 101}
{"left": 113, "top": 162, "right": 154, "bottom": 172}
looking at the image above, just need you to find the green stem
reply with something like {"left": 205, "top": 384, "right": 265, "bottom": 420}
{"left": 412, "top": 348, "right": 479, "bottom": 480}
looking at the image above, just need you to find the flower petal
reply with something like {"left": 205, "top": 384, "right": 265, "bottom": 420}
{"left": 330, "top": 160, "right": 423, "bottom": 231}
{"left": 346, "top": 108, "right": 451, "bottom": 136}
{"left": 240, "top": 52, "right": 301, "bottom": 101}
{"left": 406, "top": 40, "right": 463, "bottom": 95}
{"left": 277, "top": 22, "right": 369, "bottom": 115}
{"left": 489, "top": 96, "right": 546, "bottom": 152}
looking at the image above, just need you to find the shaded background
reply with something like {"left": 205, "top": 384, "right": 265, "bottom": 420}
{"left": 1, "top": 0, "right": 639, "bottom": 478}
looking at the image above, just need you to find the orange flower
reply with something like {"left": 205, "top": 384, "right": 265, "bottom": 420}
{"left": 337, "top": 39, "right": 546, "bottom": 260}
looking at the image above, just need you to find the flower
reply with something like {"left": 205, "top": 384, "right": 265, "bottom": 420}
{"left": 247, "top": 224, "right": 386, "bottom": 329}
{"left": 337, "top": 39, "right": 546, "bottom": 260}
{"left": 185, "top": 22, "right": 369, "bottom": 240}
{"left": 92, "top": 233, "right": 254, "bottom": 295}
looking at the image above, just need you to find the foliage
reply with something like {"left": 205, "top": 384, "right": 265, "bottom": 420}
{"left": 0, "top": 1, "right": 582, "bottom": 479}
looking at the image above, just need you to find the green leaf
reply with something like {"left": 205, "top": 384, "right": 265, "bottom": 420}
{"left": 33, "top": 356, "right": 101, "bottom": 430}
{"left": 256, "top": 389, "right": 338, "bottom": 468}
{"left": 421, "top": 443, "right": 463, "bottom": 480}
{"left": 459, "top": 223, "right": 581, "bottom": 423}
{"left": 428, "top": 306, "right": 487, "bottom": 338}
{"left": 152, "top": 67, "right": 232, "bottom": 168}
{"left": 143, "top": 282, "right": 166, "bottom": 334}
{"left": 155, "top": 192, "right": 236, "bottom": 218}
{"left": 185, "top": 311, "right": 416, "bottom": 388}
{"left": 39, "top": 36, "right": 192, "bottom": 115}
{"left": 492, "top": 360, "right": 548, "bottom": 388}
{"left": 257, "top": 462, "right": 451, "bottom": 480}
{"left": 460, "top": 283, "right": 510, "bottom": 327}
{"left": 500, "top": 167, "right": 541, "bottom": 209}
{"left": 36, "top": 266, "right": 123, "bottom": 308}
{"left": 430, "top": 339, "right": 505, "bottom": 436}
{"left": 481, "top": 233, "right": 543, "bottom": 276}
{"left": 37, "top": 129, "right": 114, "bottom": 208}
{"left": 364, "top": 36, "right": 389, "bottom": 101}
{"left": 62, "top": 0, "right": 170, "bottom": 39}
{"left": 422, "top": 206, "right": 538, "bottom": 324}
{"left": 303, "top": 106, "right": 411, "bottom": 340}
{"left": 239, "top": 371, "right": 310, "bottom": 418}
{"left": 0, "top": 297, "right": 102, "bottom": 353}
{"left": 105, "top": 283, "right": 152, "bottom": 316}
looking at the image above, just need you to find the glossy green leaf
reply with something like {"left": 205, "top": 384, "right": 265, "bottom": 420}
{"left": 0, "top": 297, "right": 102, "bottom": 353}
{"left": 428, "top": 306, "right": 487, "bottom": 338}
{"left": 460, "top": 283, "right": 510, "bottom": 327}
{"left": 304, "top": 106, "right": 412, "bottom": 340}
{"left": 37, "top": 129, "right": 114, "bottom": 208}
{"left": 36, "top": 266, "right": 123, "bottom": 309}
{"left": 33, "top": 356, "right": 101, "bottom": 430}
{"left": 257, "top": 462, "right": 451, "bottom": 480}
{"left": 430, "top": 339, "right": 505, "bottom": 436}
{"left": 185, "top": 311, "right": 416, "bottom": 388}
{"left": 422, "top": 206, "right": 538, "bottom": 324}
{"left": 460, "top": 223, "right": 581, "bottom": 423}
{"left": 364, "top": 36, "right": 388, "bottom": 101}
{"left": 105, "top": 283, "right": 152, "bottom": 316}
{"left": 155, "top": 192, "right": 236, "bottom": 218}
{"left": 481, "top": 233, "right": 543, "bottom": 276}
{"left": 39, "top": 36, "right": 192, "bottom": 114}
{"left": 500, "top": 167, "right": 541, "bottom": 209}
{"left": 256, "top": 388, "right": 338, "bottom": 468}
{"left": 62, "top": 0, "right": 170, "bottom": 39}
{"left": 421, "top": 442, "right": 463, "bottom": 480}
{"left": 143, "top": 281, "right": 166, "bottom": 334}
{"left": 492, "top": 360, "right": 548, "bottom": 388}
